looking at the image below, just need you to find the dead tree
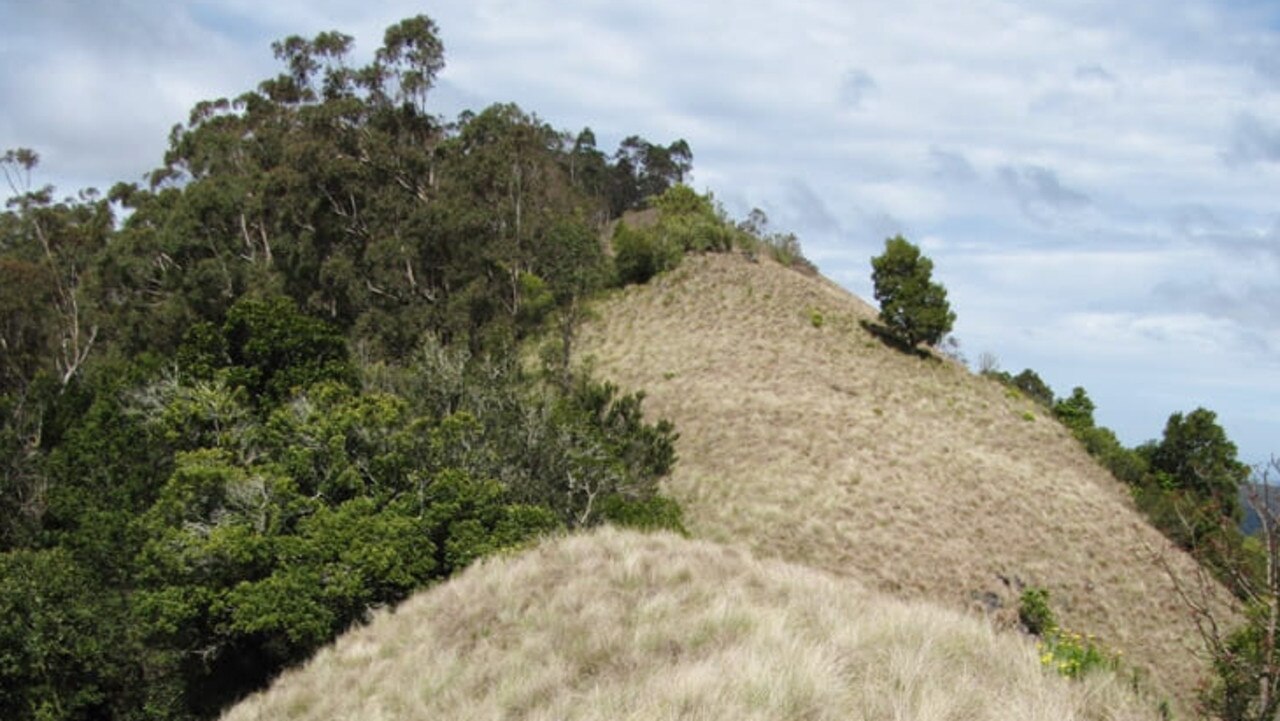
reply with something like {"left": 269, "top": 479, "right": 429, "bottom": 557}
{"left": 1154, "top": 457, "right": 1280, "bottom": 720}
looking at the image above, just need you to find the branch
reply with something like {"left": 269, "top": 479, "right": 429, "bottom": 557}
{"left": 1148, "top": 540, "right": 1231, "bottom": 661}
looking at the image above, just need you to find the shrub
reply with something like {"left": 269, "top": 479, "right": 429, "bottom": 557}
{"left": 764, "top": 231, "right": 808, "bottom": 268}
{"left": 651, "top": 184, "right": 711, "bottom": 216}
{"left": 1012, "top": 369, "right": 1054, "bottom": 407}
{"left": 613, "top": 224, "right": 681, "bottom": 285}
{"left": 600, "top": 494, "right": 686, "bottom": 534}
{"left": 1037, "top": 627, "right": 1121, "bottom": 680}
{"left": 1019, "top": 587, "right": 1056, "bottom": 636}
{"left": 735, "top": 207, "right": 813, "bottom": 270}
{"left": 217, "top": 296, "right": 357, "bottom": 407}
{"left": 1021, "top": 587, "right": 1119, "bottom": 680}
{"left": 649, "top": 186, "right": 734, "bottom": 253}
{"left": 1052, "top": 387, "right": 1096, "bottom": 436}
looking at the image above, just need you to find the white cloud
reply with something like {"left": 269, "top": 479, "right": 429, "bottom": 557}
{"left": 1227, "top": 112, "right": 1280, "bottom": 164}
{"left": 839, "top": 69, "right": 877, "bottom": 110}
{"left": 3, "top": 0, "right": 1279, "bottom": 459}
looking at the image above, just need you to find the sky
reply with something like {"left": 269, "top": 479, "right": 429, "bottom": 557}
{"left": 3, "top": 0, "right": 1279, "bottom": 463}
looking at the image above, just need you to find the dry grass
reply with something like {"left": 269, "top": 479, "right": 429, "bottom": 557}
{"left": 575, "top": 252, "right": 1227, "bottom": 709}
{"left": 224, "top": 528, "right": 1157, "bottom": 721}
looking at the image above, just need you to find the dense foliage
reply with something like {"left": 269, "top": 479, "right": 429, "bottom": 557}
{"left": 0, "top": 15, "right": 696, "bottom": 721}
{"left": 869, "top": 235, "right": 955, "bottom": 348}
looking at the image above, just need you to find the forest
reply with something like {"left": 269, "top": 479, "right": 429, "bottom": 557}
{"left": 0, "top": 15, "right": 734, "bottom": 720}
{"left": 3, "top": 11, "right": 1276, "bottom": 721}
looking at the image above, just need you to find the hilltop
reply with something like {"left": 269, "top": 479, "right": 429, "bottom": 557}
{"left": 0, "top": 11, "right": 1238, "bottom": 718}
{"left": 222, "top": 528, "right": 1156, "bottom": 721}
{"left": 575, "top": 251, "right": 1225, "bottom": 705}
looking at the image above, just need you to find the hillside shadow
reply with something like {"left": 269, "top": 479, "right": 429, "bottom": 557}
{"left": 859, "top": 319, "right": 932, "bottom": 360}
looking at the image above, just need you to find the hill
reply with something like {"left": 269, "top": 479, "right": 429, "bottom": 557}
{"left": 1, "top": 12, "right": 1220, "bottom": 719}
{"left": 575, "top": 251, "right": 1227, "bottom": 705}
{"left": 222, "top": 528, "right": 1156, "bottom": 721}
{"left": 1240, "top": 483, "right": 1280, "bottom": 536}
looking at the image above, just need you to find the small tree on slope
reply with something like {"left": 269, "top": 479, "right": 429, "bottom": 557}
{"left": 870, "top": 235, "right": 956, "bottom": 348}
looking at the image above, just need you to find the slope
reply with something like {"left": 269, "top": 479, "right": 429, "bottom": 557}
{"left": 222, "top": 528, "right": 1155, "bottom": 721}
{"left": 575, "top": 251, "right": 1224, "bottom": 704}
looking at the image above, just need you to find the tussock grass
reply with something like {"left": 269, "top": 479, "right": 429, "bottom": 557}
{"left": 223, "top": 529, "right": 1156, "bottom": 721}
{"left": 576, "top": 253, "right": 1226, "bottom": 707}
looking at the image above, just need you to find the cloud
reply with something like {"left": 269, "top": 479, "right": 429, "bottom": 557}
{"left": 1155, "top": 280, "right": 1280, "bottom": 338}
{"left": 928, "top": 147, "right": 978, "bottom": 183}
{"left": 997, "top": 164, "right": 1091, "bottom": 219}
{"left": 838, "top": 69, "right": 877, "bottom": 109}
{"left": 0, "top": 2, "right": 272, "bottom": 191}
{"left": 1226, "top": 113, "right": 1280, "bottom": 164}
{"left": 1170, "top": 204, "right": 1227, "bottom": 237}
{"left": 1074, "top": 63, "right": 1116, "bottom": 84}
{"left": 4, "top": 0, "right": 1280, "bottom": 460}
{"left": 1150, "top": 222, "right": 1280, "bottom": 336}
{"left": 782, "top": 179, "right": 842, "bottom": 235}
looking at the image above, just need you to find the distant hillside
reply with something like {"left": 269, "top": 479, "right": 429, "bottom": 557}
{"left": 1240, "top": 483, "right": 1280, "bottom": 536}
{"left": 575, "top": 252, "right": 1230, "bottom": 707}
{"left": 222, "top": 529, "right": 1155, "bottom": 721}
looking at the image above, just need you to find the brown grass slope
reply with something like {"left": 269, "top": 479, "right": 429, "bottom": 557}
{"left": 575, "top": 252, "right": 1218, "bottom": 703}
{"left": 223, "top": 529, "right": 1156, "bottom": 721}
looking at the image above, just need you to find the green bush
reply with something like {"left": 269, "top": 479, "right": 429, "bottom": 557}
{"left": 1052, "top": 387, "right": 1096, "bottom": 436}
{"left": 1021, "top": 587, "right": 1119, "bottom": 680}
{"left": 1037, "top": 627, "right": 1120, "bottom": 680}
{"left": 600, "top": 494, "right": 686, "bottom": 534}
{"left": 1012, "top": 369, "right": 1054, "bottom": 407}
{"left": 652, "top": 183, "right": 712, "bottom": 217}
{"left": 216, "top": 295, "right": 356, "bottom": 407}
{"left": 0, "top": 548, "right": 139, "bottom": 721}
{"left": 1018, "top": 587, "right": 1056, "bottom": 636}
{"left": 735, "top": 207, "right": 811, "bottom": 269}
{"left": 613, "top": 224, "right": 682, "bottom": 285}
{"left": 764, "top": 231, "right": 806, "bottom": 268}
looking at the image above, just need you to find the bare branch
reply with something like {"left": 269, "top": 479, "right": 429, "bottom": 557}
{"left": 1155, "top": 457, "right": 1280, "bottom": 719}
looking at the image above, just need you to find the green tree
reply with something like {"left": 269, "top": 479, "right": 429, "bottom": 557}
{"left": 565, "top": 128, "right": 610, "bottom": 223}
{"left": 0, "top": 548, "right": 140, "bottom": 721}
{"left": 608, "top": 136, "right": 693, "bottom": 215}
{"left": 1012, "top": 369, "right": 1054, "bottom": 407}
{"left": 0, "top": 259, "right": 54, "bottom": 394}
{"left": 869, "top": 235, "right": 955, "bottom": 348}
{"left": 1149, "top": 407, "right": 1248, "bottom": 516}
{"left": 175, "top": 295, "right": 356, "bottom": 409}
{"left": 1052, "top": 387, "right": 1096, "bottom": 435}
{"left": 1, "top": 149, "right": 109, "bottom": 386}
{"left": 0, "top": 13, "right": 691, "bottom": 719}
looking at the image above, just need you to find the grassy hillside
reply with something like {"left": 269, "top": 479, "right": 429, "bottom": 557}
{"left": 575, "top": 252, "right": 1227, "bottom": 705}
{"left": 222, "top": 528, "right": 1155, "bottom": 721}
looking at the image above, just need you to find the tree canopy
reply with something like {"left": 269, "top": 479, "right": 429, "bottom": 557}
{"left": 0, "top": 15, "right": 694, "bottom": 721}
{"left": 869, "top": 235, "right": 955, "bottom": 348}
{"left": 1148, "top": 408, "right": 1249, "bottom": 513}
